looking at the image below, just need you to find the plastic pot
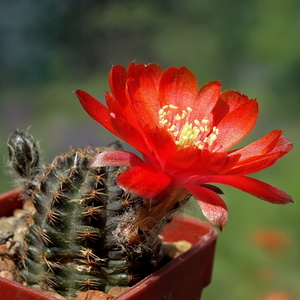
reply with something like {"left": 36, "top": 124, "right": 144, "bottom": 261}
{"left": 0, "top": 189, "right": 218, "bottom": 300}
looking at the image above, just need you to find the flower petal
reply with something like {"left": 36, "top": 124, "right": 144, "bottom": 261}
{"left": 198, "top": 175, "right": 293, "bottom": 204}
{"left": 187, "top": 150, "right": 239, "bottom": 175}
{"left": 142, "top": 63, "right": 164, "bottom": 87}
{"left": 108, "top": 65, "right": 128, "bottom": 108}
{"left": 116, "top": 163, "right": 172, "bottom": 198}
{"left": 220, "top": 90, "right": 251, "bottom": 111}
{"left": 183, "top": 184, "right": 228, "bottom": 230}
{"left": 143, "top": 125, "right": 177, "bottom": 166}
{"left": 225, "top": 153, "right": 282, "bottom": 175}
{"left": 127, "top": 64, "right": 162, "bottom": 125}
{"left": 226, "top": 131, "right": 293, "bottom": 175}
{"left": 168, "top": 150, "right": 240, "bottom": 180}
{"left": 127, "top": 62, "right": 163, "bottom": 88}
{"left": 269, "top": 135, "right": 293, "bottom": 157}
{"left": 76, "top": 90, "right": 114, "bottom": 133}
{"left": 164, "top": 147, "right": 203, "bottom": 174}
{"left": 215, "top": 99, "right": 258, "bottom": 151}
{"left": 228, "top": 130, "right": 284, "bottom": 163}
{"left": 159, "top": 66, "right": 198, "bottom": 109}
{"left": 105, "top": 92, "right": 142, "bottom": 132}
{"left": 88, "top": 150, "right": 144, "bottom": 168}
{"left": 108, "top": 116, "right": 152, "bottom": 157}
{"left": 193, "top": 81, "right": 221, "bottom": 122}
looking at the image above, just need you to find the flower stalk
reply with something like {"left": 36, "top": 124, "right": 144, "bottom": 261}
{"left": 117, "top": 186, "right": 190, "bottom": 246}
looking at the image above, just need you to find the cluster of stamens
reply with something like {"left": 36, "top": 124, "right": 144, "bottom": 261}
{"left": 158, "top": 104, "right": 219, "bottom": 150}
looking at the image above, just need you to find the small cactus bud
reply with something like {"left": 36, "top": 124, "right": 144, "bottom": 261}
{"left": 8, "top": 130, "right": 40, "bottom": 178}
{"left": 8, "top": 130, "right": 42, "bottom": 195}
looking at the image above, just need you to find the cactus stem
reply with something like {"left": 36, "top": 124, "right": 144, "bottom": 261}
{"left": 80, "top": 206, "right": 104, "bottom": 220}
{"left": 8, "top": 131, "right": 163, "bottom": 298}
{"left": 35, "top": 228, "right": 54, "bottom": 245}
{"left": 50, "top": 188, "right": 66, "bottom": 203}
{"left": 76, "top": 229, "right": 102, "bottom": 243}
{"left": 76, "top": 278, "right": 102, "bottom": 291}
{"left": 93, "top": 173, "right": 107, "bottom": 184}
{"left": 43, "top": 256, "right": 61, "bottom": 272}
{"left": 45, "top": 209, "right": 60, "bottom": 226}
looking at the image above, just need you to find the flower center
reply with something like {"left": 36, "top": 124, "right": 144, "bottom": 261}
{"left": 158, "top": 104, "right": 219, "bottom": 150}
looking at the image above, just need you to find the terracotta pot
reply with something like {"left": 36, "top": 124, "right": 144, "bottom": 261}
{"left": 0, "top": 189, "right": 218, "bottom": 300}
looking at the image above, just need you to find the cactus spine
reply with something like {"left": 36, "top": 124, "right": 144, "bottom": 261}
{"left": 8, "top": 131, "right": 162, "bottom": 299}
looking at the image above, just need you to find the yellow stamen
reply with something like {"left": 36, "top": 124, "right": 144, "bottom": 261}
{"left": 158, "top": 104, "right": 219, "bottom": 151}
{"left": 175, "top": 114, "right": 182, "bottom": 121}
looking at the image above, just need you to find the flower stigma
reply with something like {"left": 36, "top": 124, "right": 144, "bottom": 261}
{"left": 158, "top": 105, "right": 219, "bottom": 150}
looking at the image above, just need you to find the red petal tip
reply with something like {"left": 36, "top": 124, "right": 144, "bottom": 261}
{"left": 88, "top": 150, "right": 144, "bottom": 168}
{"left": 201, "top": 203, "right": 228, "bottom": 231}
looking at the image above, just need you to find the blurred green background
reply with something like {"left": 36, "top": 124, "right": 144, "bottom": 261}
{"left": 0, "top": 1, "right": 299, "bottom": 299}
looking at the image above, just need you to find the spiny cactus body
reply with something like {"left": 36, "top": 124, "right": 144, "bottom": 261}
{"left": 8, "top": 131, "right": 162, "bottom": 299}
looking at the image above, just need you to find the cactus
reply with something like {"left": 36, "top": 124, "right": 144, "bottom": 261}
{"left": 8, "top": 131, "right": 164, "bottom": 299}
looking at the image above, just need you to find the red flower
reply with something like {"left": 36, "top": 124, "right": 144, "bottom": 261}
{"left": 76, "top": 62, "right": 293, "bottom": 229}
